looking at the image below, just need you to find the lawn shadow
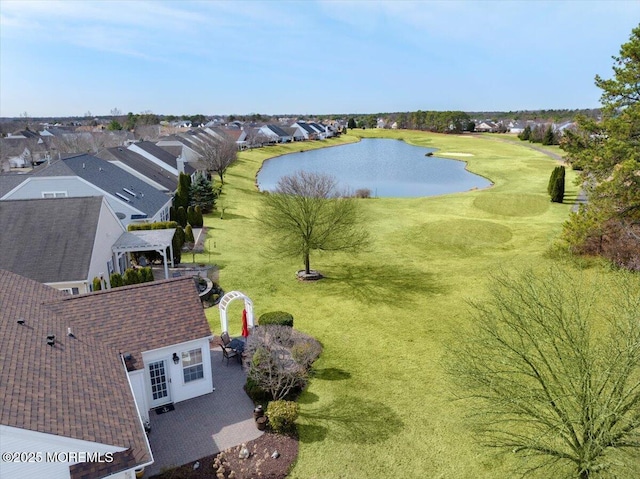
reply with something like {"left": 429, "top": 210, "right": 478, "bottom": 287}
{"left": 297, "top": 423, "right": 328, "bottom": 443}
{"left": 313, "top": 367, "right": 351, "bottom": 381}
{"left": 322, "top": 263, "right": 446, "bottom": 304}
{"left": 299, "top": 396, "right": 404, "bottom": 445}
{"left": 298, "top": 391, "right": 320, "bottom": 405}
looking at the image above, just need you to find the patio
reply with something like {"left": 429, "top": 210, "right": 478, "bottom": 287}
{"left": 146, "top": 348, "right": 262, "bottom": 477}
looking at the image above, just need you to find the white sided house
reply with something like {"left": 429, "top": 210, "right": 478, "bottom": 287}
{"left": 0, "top": 270, "right": 215, "bottom": 478}
{"left": 0, "top": 154, "right": 172, "bottom": 227}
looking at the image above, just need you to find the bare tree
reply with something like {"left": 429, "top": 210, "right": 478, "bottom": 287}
{"left": 245, "top": 325, "right": 322, "bottom": 401}
{"left": 259, "top": 171, "right": 369, "bottom": 277}
{"left": 193, "top": 135, "right": 237, "bottom": 184}
{"left": 449, "top": 268, "right": 640, "bottom": 479}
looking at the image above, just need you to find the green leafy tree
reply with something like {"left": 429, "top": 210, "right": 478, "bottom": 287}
{"left": 561, "top": 25, "right": 640, "bottom": 270}
{"left": 189, "top": 173, "right": 217, "bottom": 213}
{"left": 449, "top": 268, "right": 640, "bottom": 479}
{"left": 259, "top": 171, "right": 369, "bottom": 276}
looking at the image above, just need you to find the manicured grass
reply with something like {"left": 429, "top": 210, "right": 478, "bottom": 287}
{"left": 192, "top": 129, "right": 598, "bottom": 477}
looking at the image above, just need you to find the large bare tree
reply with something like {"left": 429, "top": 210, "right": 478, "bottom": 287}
{"left": 194, "top": 135, "right": 237, "bottom": 184}
{"left": 449, "top": 268, "right": 640, "bottom": 479}
{"left": 259, "top": 171, "right": 369, "bottom": 278}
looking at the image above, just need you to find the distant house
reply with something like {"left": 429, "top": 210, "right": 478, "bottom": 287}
{"left": 0, "top": 154, "right": 173, "bottom": 227}
{"left": 290, "top": 121, "right": 318, "bottom": 140}
{"left": 508, "top": 120, "right": 526, "bottom": 134}
{"left": 475, "top": 120, "right": 500, "bottom": 133}
{"left": 128, "top": 141, "right": 195, "bottom": 178}
{"left": 258, "top": 124, "right": 293, "bottom": 143}
{"left": 0, "top": 269, "right": 214, "bottom": 478}
{"left": 376, "top": 118, "right": 387, "bottom": 129}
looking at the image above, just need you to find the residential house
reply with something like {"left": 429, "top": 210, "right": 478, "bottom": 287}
{"left": 0, "top": 154, "right": 173, "bottom": 227}
{"left": 258, "top": 124, "right": 293, "bottom": 143}
{"left": 127, "top": 141, "right": 195, "bottom": 179}
{"left": 0, "top": 269, "right": 214, "bottom": 478}
{"left": 475, "top": 120, "right": 500, "bottom": 133}
{"left": 0, "top": 196, "right": 125, "bottom": 293}
{"left": 290, "top": 121, "right": 318, "bottom": 140}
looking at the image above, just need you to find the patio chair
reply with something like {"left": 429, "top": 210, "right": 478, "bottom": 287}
{"left": 220, "top": 331, "right": 231, "bottom": 346}
{"left": 221, "top": 344, "right": 240, "bottom": 366}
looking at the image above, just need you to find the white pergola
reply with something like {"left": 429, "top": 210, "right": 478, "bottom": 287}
{"left": 111, "top": 229, "right": 176, "bottom": 279}
{"left": 219, "top": 291, "right": 254, "bottom": 334}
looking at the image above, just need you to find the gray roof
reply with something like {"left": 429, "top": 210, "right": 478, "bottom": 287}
{"left": 267, "top": 124, "right": 290, "bottom": 137}
{"left": 0, "top": 173, "right": 29, "bottom": 198}
{"left": 32, "top": 154, "right": 171, "bottom": 218}
{"left": 309, "top": 122, "right": 326, "bottom": 133}
{"left": 133, "top": 141, "right": 195, "bottom": 174}
{"left": 0, "top": 196, "right": 102, "bottom": 283}
{"left": 295, "top": 122, "right": 317, "bottom": 134}
{"left": 97, "top": 146, "right": 178, "bottom": 192}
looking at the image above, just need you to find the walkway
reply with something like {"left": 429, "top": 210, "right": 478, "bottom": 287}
{"left": 146, "top": 349, "right": 262, "bottom": 477}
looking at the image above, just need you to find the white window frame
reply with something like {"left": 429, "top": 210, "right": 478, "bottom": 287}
{"left": 42, "top": 191, "right": 68, "bottom": 198}
{"left": 60, "top": 287, "right": 79, "bottom": 295}
{"left": 182, "top": 348, "right": 204, "bottom": 383}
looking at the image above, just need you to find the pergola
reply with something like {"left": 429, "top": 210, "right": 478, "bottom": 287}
{"left": 112, "top": 229, "right": 176, "bottom": 279}
{"left": 219, "top": 291, "right": 254, "bottom": 334}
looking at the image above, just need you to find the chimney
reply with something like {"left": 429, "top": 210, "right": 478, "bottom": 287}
{"left": 177, "top": 156, "right": 185, "bottom": 174}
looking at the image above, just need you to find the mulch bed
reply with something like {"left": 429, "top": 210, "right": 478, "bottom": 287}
{"left": 149, "top": 432, "right": 298, "bottom": 479}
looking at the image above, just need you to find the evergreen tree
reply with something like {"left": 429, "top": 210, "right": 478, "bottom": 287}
{"left": 347, "top": 118, "right": 357, "bottom": 129}
{"left": 561, "top": 25, "right": 640, "bottom": 269}
{"left": 542, "top": 125, "right": 555, "bottom": 145}
{"left": 172, "top": 226, "right": 185, "bottom": 264}
{"left": 550, "top": 166, "right": 565, "bottom": 203}
{"left": 185, "top": 224, "right": 195, "bottom": 243}
{"left": 547, "top": 167, "right": 560, "bottom": 195}
{"left": 189, "top": 173, "right": 217, "bottom": 213}
{"left": 177, "top": 206, "right": 187, "bottom": 228}
{"left": 518, "top": 125, "right": 531, "bottom": 141}
{"left": 193, "top": 205, "right": 203, "bottom": 228}
{"left": 187, "top": 206, "right": 196, "bottom": 226}
{"left": 174, "top": 172, "right": 191, "bottom": 210}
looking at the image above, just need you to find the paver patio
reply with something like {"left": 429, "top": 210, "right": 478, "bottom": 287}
{"left": 146, "top": 348, "right": 262, "bottom": 477}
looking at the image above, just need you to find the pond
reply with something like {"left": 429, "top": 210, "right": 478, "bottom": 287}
{"left": 256, "top": 138, "right": 492, "bottom": 197}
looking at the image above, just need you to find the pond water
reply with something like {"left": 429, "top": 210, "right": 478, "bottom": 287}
{"left": 256, "top": 138, "right": 492, "bottom": 197}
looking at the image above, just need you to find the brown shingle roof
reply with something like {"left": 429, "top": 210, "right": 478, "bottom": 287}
{"left": 0, "top": 269, "right": 152, "bottom": 476}
{"left": 47, "top": 276, "right": 212, "bottom": 370}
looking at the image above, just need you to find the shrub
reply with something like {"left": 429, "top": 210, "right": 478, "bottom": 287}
{"left": 244, "top": 376, "right": 271, "bottom": 404}
{"left": 267, "top": 400, "right": 299, "bottom": 434}
{"left": 123, "top": 268, "right": 141, "bottom": 285}
{"left": 193, "top": 205, "right": 203, "bottom": 228}
{"left": 550, "top": 166, "right": 565, "bottom": 203}
{"left": 187, "top": 206, "right": 196, "bottom": 226}
{"left": 110, "top": 273, "right": 124, "bottom": 288}
{"left": 177, "top": 206, "right": 187, "bottom": 228}
{"left": 185, "top": 224, "right": 195, "bottom": 243}
{"left": 354, "top": 188, "right": 372, "bottom": 198}
{"left": 140, "top": 266, "right": 154, "bottom": 283}
{"left": 92, "top": 276, "right": 102, "bottom": 291}
{"left": 547, "top": 166, "right": 560, "bottom": 195}
{"left": 258, "top": 311, "right": 294, "bottom": 327}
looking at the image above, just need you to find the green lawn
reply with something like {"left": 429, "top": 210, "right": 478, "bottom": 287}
{"left": 193, "top": 129, "right": 590, "bottom": 477}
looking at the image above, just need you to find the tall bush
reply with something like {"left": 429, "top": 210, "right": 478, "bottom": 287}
{"left": 185, "top": 224, "right": 195, "bottom": 243}
{"left": 140, "top": 266, "right": 154, "bottom": 283}
{"left": 194, "top": 205, "right": 203, "bottom": 228}
{"left": 176, "top": 206, "right": 187, "bottom": 228}
{"left": 110, "top": 273, "right": 124, "bottom": 288}
{"left": 123, "top": 268, "right": 141, "bottom": 285}
{"left": 551, "top": 166, "right": 566, "bottom": 203}
{"left": 187, "top": 206, "right": 196, "bottom": 226}
{"left": 92, "top": 276, "right": 102, "bottom": 291}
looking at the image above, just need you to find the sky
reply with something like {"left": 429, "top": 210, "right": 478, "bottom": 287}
{"left": 1, "top": 0, "right": 638, "bottom": 118}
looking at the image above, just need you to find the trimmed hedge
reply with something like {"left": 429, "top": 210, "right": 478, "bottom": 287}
{"left": 258, "top": 311, "right": 294, "bottom": 327}
{"left": 267, "top": 400, "right": 299, "bottom": 434}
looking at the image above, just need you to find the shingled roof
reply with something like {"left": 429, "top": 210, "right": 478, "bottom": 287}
{"left": 97, "top": 146, "right": 178, "bottom": 192}
{"left": 0, "top": 197, "right": 104, "bottom": 283}
{"left": 47, "top": 276, "right": 213, "bottom": 370}
{"left": 0, "top": 269, "right": 152, "bottom": 477}
{"left": 32, "top": 153, "right": 171, "bottom": 218}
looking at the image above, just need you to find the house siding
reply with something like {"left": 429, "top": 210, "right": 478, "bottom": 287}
{"left": 0, "top": 425, "right": 129, "bottom": 479}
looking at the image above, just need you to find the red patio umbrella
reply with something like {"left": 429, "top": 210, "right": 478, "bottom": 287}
{"left": 241, "top": 309, "right": 249, "bottom": 341}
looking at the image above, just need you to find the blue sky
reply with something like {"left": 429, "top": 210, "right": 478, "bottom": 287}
{"left": 1, "top": 0, "right": 638, "bottom": 117}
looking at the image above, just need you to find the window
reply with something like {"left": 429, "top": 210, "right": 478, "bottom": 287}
{"left": 61, "top": 287, "right": 80, "bottom": 295}
{"left": 42, "top": 191, "right": 67, "bottom": 198}
{"left": 182, "top": 348, "right": 204, "bottom": 383}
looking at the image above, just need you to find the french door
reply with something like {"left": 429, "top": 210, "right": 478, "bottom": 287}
{"left": 149, "top": 360, "right": 171, "bottom": 407}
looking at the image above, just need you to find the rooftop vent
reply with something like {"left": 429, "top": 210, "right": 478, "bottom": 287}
{"left": 115, "top": 192, "right": 131, "bottom": 203}
{"left": 47, "top": 334, "right": 55, "bottom": 341}
{"left": 17, "top": 319, "right": 25, "bottom": 325}
{"left": 122, "top": 187, "right": 137, "bottom": 197}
